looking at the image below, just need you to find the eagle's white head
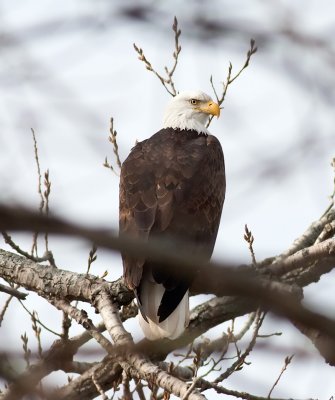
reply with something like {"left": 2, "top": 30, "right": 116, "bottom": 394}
{"left": 163, "top": 90, "right": 220, "bottom": 134}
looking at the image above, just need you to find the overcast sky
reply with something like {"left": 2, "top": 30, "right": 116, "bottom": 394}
{"left": 0, "top": 1, "right": 335, "bottom": 398}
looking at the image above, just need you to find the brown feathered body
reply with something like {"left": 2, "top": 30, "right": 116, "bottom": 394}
{"left": 119, "top": 127, "right": 225, "bottom": 339}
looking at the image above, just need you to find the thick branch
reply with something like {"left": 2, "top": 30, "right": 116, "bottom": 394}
{"left": 2, "top": 244, "right": 335, "bottom": 347}
{"left": 48, "top": 299, "right": 114, "bottom": 353}
{"left": 1, "top": 205, "right": 335, "bottom": 368}
{"left": 0, "top": 205, "right": 334, "bottom": 291}
{"left": 273, "top": 208, "right": 335, "bottom": 263}
{"left": 52, "top": 359, "right": 122, "bottom": 400}
{"left": 93, "top": 288, "right": 206, "bottom": 400}
{"left": 269, "top": 238, "right": 335, "bottom": 276}
{"left": 0, "top": 249, "right": 132, "bottom": 305}
{"left": 1, "top": 227, "right": 335, "bottom": 360}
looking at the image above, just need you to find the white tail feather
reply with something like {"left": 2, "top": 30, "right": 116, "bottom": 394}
{"left": 138, "top": 277, "right": 189, "bottom": 340}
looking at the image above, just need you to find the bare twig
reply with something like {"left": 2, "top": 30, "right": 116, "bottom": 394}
{"left": 320, "top": 157, "right": 335, "bottom": 218}
{"left": 207, "top": 39, "right": 257, "bottom": 127}
{"left": 2, "top": 232, "right": 53, "bottom": 264}
{"left": 103, "top": 156, "right": 115, "bottom": 174}
{"left": 134, "top": 16, "right": 181, "bottom": 96}
{"left": 0, "top": 283, "right": 27, "bottom": 300}
{"left": 198, "top": 377, "right": 301, "bottom": 400}
{"left": 192, "top": 313, "right": 257, "bottom": 370}
{"left": 104, "top": 118, "right": 122, "bottom": 175}
{"left": 21, "top": 332, "right": 31, "bottom": 368}
{"left": 31, "top": 311, "right": 43, "bottom": 358}
{"left": 214, "top": 311, "right": 264, "bottom": 383}
{"left": 108, "top": 118, "right": 122, "bottom": 171}
{"left": 86, "top": 244, "right": 97, "bottom": 275}
{"left": 0, "top": 292, "right": 15, "bottom": 326}
{"left": 192, "top": 335, "right": 229, "bottom": 365}
{"left": 29, "top": 130, "right": 56, "bottom": 267}
{"left": 19, "top": 299, "right": 61, "bottom": 337}
{"left": 244, "top": 224, "right": 257, "bottom": 267}
{"left": 267, "top": 355, "right": 294, "bottom": 398}
{"left": 159, "top": 363, "right": 299, "bottom": 400}
{"left": 30, "top": 128, "right": 44, "bottom": 258}
{"left": 43, "top": 170, "right": 51, "bottom": 254}
{"left": 182, "top": 377, "right": 201, "bottom": 400}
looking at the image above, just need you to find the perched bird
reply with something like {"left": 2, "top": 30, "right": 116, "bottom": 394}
{"left": 119, "top": 90, "right": 226, "bottom": 340}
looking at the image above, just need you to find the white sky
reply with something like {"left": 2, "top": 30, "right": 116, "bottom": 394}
{"left": 0, "top": 1, "right": 335, "bottom": 398}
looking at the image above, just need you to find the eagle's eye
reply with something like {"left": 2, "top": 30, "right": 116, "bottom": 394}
{"left": 189, "top": 99, "right": 198, "bottom": 105}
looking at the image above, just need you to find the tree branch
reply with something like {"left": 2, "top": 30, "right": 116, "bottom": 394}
{"left": 93, "top": 287, "right": 206, "bottom": 400}
{"left": 0, "top": 283, "right": 27, "bottom": 300}
{"left": 268, "top": 237, "right": 335, "bottom": 276}
{"left": 1, "top": 204, "right": 335, "bottom": 348}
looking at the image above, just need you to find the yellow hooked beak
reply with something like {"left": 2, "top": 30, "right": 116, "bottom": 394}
{"left": 198, "top": 101, "right": 220, "bottom": 118}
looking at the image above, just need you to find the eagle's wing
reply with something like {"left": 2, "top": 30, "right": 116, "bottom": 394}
{"left": 119, "top": 137, "right": 158, "bottom": 289}
{"left": 119, "top": 129, "right": 225, "bottom": 322}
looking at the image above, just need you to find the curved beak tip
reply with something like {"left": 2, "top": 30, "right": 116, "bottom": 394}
{"left": 211, "top": 102, "right": 220, "bottom": 118}
{"left": 197, "top": 101, "right": 221, "bottom": 118}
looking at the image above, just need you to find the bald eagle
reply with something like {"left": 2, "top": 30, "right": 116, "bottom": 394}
{"left": 120, "top": 91, "right": 225, "bottom": 340}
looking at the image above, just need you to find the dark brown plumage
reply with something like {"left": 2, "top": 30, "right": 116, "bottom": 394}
{"left": 120, "top": 127, "right": 225, "bottom": 332}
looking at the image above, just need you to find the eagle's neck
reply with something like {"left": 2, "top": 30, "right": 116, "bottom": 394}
{"left": 163, "top": 113, "right": 209, "bottom": 135}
